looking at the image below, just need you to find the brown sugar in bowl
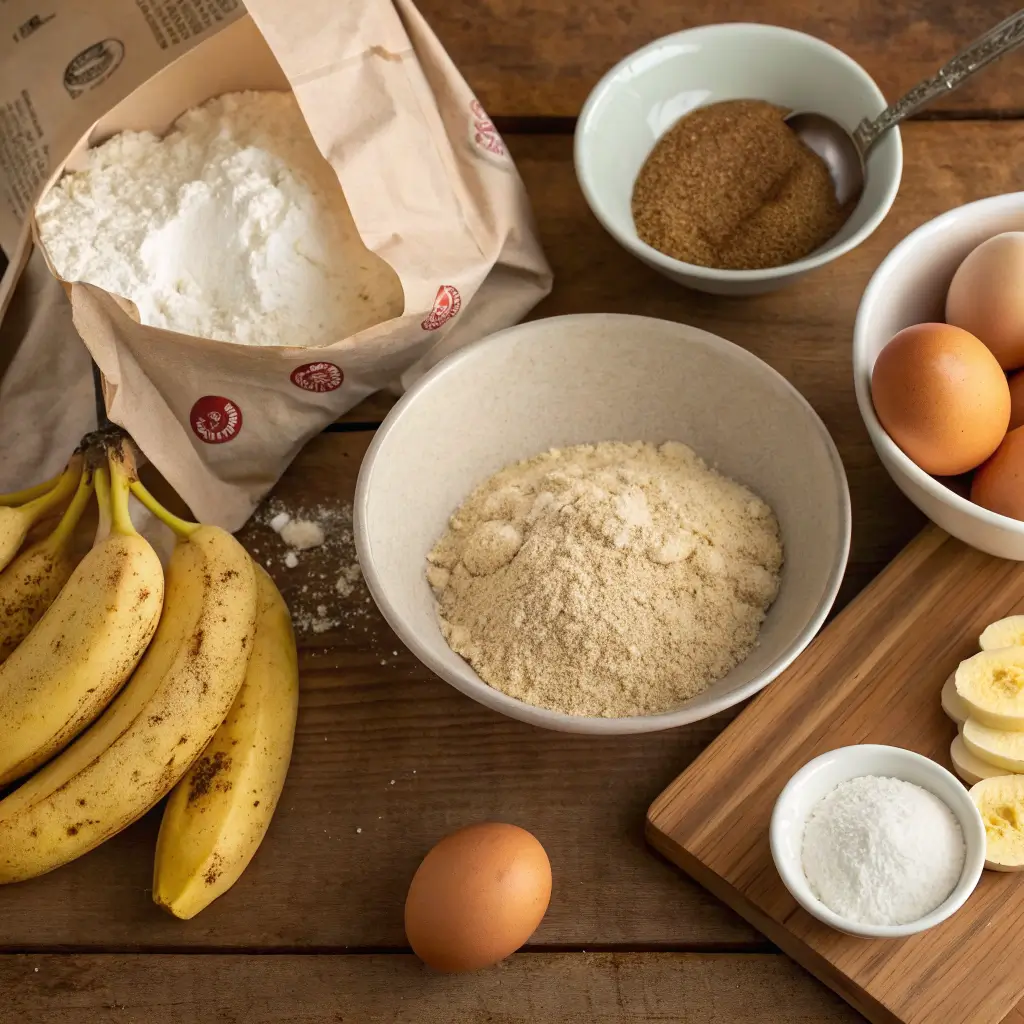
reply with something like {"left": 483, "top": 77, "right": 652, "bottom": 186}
{"left": 631, "top": 99, "right": 851, "bottom": 272}
{"left": 575, "top": 23, "right": 902, "bottom": 295}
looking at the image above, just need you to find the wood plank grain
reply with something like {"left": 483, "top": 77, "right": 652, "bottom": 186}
{"left": 417, "top": 0, "right": 1024, "bottom": 118}
{"left": 0, "top": 122, "right": 1014, "bottom": 954}
{"left": 647, "top": 528, "right": 1024, "bottom": 1024}
{"left": 3, "top": 952, "right": 861, "bottom": 1022}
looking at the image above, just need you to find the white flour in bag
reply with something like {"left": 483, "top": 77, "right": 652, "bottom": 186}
{"left": 36, "top": 91, "right": 398, "bottom": 348}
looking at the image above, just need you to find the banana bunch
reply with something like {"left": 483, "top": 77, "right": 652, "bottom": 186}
{"left": 0, "top": 452, "right": 164, "bottom": 785}
{"left": 0, "top": 433, "right": 299, "bottom": 917}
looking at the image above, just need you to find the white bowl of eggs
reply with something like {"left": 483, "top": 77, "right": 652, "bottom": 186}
{"left": 854, "top": 194, "right": 1024, "bottom": 560}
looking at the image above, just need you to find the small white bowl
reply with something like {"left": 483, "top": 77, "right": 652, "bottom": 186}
{"left": 574, "top": 23, "right": 902, "bottom": 296}
{"left": 854, "top": 192, "right": 1024, "bottom": 560}
{"left": 770, "top": 744, "right": 986, "bottom": 939}
{"left": 354, "top": 313, "right": 850, "bottom": 734}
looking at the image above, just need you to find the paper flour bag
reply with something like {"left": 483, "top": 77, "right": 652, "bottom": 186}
{"left": 0, "top": 247, "right": 97, "bottom": 490}
{"left": 1, "top": 1, "right": 551, "bottom": 530}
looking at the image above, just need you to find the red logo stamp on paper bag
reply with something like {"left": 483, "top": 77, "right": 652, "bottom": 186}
{"left": 291, "top": 362, "right": 344, "bottom": 393}
{"left": 421, "top": 285, "right": 462, "bottom": 331}
{"left": 190, "top": 396, "right": 243, "bottom": 444}
{"left": 470, "top": 99, "right": 507, "bottom": 160}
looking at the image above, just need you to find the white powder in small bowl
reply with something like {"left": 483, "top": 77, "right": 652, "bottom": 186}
{"left": 801, "top": 774, "right": 965, "bottom": 926}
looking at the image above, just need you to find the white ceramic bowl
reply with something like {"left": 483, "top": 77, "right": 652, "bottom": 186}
{"left": 574, "top": 23, "right": 902, "bottom": 296}
{"left": 770, "top": 744, "right": 986, "bottom": 939}
{"left": 854, "top": 193, "right": 1024, "bottom": 560}
{"left": 354, "top": 313, "right": 851, "bottom": 734}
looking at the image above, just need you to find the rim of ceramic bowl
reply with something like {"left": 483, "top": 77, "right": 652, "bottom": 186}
{"left": 769, "top": 744, "right": 986, "bottom": 939}
{"left": 573, "top": 21, "right": 904, "bottom": 285}
{"left": 853, "top": 191, "right": 1024, "bottom": 537}
{"left": 354, "top": 312, "right": 852, "bottom": 735}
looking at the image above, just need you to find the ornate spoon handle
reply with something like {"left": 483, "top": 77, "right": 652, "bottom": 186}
{"left": 852, "top": 9, "right": 1024, "bottom": 155}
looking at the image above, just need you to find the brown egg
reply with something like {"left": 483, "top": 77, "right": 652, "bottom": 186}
{"left": 1009, "top": 371, "right": 1024, "bottom": 431}
{"left": 947, "top": 232, "right": 1024, "bottom": 370}
{"left": 972, "top": 426, "right": 1024, "bottom": 521}
{"left": 404, "top": 822, "right": 551, "bottom": 973}
{"left": 870, "top": 322, "right": 1010, "bottom": 476}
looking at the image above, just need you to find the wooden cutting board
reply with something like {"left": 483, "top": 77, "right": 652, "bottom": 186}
{"left": 647, "top": 526, "right": 1024, "bottom": 1024}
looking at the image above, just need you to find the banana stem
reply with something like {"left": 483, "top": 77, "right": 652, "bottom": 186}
{"left": 108, "top": 450, "right": 138, "bottom": 537}
{"left": 48, "top": 467, "right": 95, "bottom": 548}
{"left": 22, "top": 458, "right": 81, "bottom": 520}
{"left": 93, "top": 468, "right": 113, "bottom": 544}
{"left": 0, "top": 471, "right": 62, "bottom": 507}
{"left": 129, "top": 479, "right": 199, "bottom": 540}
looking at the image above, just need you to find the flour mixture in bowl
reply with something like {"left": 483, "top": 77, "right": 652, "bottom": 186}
{"left": 426, "top": 441, "right": 783, "bottom": 717}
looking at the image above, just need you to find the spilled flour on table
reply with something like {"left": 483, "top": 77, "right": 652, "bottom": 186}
{"left": 243, "top": 497, "right": 367, "bottom": 635}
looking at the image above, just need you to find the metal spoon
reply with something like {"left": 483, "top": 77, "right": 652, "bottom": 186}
{"left": 785, "top": 9, "right": 1024, "bottom": 207}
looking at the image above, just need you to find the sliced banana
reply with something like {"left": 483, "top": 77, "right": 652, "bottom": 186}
{"left": 951, "top": 735, "right": 1005, "bottom": 786}
{"left": 980, "top": 616, "right": 1024, "bottom": 652}
{"left": 963, "top": 718, "right": 1024, "bottom": 772}
{"left": 942, "top": 673, "right": 970, "bottom": 726}
{"left": 955, "top": 648, "right": 1024, "bottom": 732}
{"left": 970, "top": 774, "right": 1024, "bottom": 871}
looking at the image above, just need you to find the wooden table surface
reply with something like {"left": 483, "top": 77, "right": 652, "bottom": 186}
{"left": 6, "top": 2, "right": 1024, "bottom": 1021}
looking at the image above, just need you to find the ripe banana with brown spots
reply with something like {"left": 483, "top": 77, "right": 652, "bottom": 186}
{"left": 0, "top": 460, "right": 81, "bottom": 573}
{"left": 0, "top": 463, "right": 96, "bottom": 664}
{"left": 0, "top": 456, "right": 163, "bottom": 787}
{"left": 0, "top": 466, "right": 257, "bottom": 884}
{"left": 153, "top": 564, "right": 299, "bottom": 918}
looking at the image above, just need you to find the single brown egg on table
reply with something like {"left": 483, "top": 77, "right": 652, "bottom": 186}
{"left": 1008, "top": 371, "right": 1024, "bottom": 431}
{"left": 947, "top": 232, "right": 1024, "bottom": 370}
{"left": 404, "top": 822, "right": 551, "bottom": 973}
{"left": 972, "top": 426, "right": 1024, "bottom": 521}
{"left": 870, "top": 322, "right": 1010, "bottom": 476}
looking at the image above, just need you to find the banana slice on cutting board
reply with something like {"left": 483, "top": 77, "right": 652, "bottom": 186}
{"left": 942, "top": 673, "right": 969, "bottom": 727}
{"left": 963, "top": 718, "right": 1024, "bottom": 772}
{"left": 955, "top": 648, "right": 1024, "bottom": 732}
{"left": 951, "top": 735, "right": 1005, "bottom": 786}
{"left": 980, "top": 616, "right": 1024, "bottom": 652}
{"left": 970, "top": 774, "right": 1024, "bottom": 871}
